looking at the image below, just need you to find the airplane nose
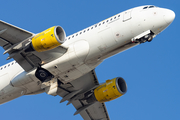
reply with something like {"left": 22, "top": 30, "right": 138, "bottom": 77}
{"left": 163, "top": 9, "right": 175, "bottom": 24}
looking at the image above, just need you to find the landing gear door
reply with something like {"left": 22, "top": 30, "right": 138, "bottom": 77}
{"left": 123, "top": 10, "right": 132, "bottom": 22}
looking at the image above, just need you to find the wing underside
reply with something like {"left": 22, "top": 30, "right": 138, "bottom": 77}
{"left": 0, "top": 20, "right": 33, "bottom": 46}
{"left": 0, "top": 20, "right": 67, "bottom": 71}
{"left": 0, "top": 20, "right": 110, "bottom": 119}
{"left": 57, "top": 70, "right": 110, "bottom": 120}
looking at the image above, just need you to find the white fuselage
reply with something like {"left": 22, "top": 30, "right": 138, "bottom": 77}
{"left": 0, "top": 5, "right": 175, "bottom": 104}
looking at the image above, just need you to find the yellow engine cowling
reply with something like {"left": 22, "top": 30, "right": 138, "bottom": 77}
{"left": 31, "top": 26, "right": 66, "bottom": 52}
{"left": 94, "top": 77, "right": 127, "bottom": 103}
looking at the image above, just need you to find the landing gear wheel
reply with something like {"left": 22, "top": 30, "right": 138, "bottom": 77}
{"left": 140, "top": 38, "right": 146, "bottom": 43}
{"left": 38, "top": 70, "right": 48, "bottom": 80}
{"left": 147, "top": 36, "right": 153, "bottom": 42}
{"left": 144, "top": 35, "right": 149, "bottom": 40}
{"left": 139, "top": 35, "right": 153, "bottom": 43}
{"left": 35, "top": 67, "right": 54, "bottom": 82}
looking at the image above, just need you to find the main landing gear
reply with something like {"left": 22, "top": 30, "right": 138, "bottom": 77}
{"left": 35, "top": 67, "right": 54, "bottom": 82}
{"left": 35, "top": 67, "right": 59, "bottom": 96}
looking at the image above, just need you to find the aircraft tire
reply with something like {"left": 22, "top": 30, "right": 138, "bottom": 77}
{"left": 35, "top": 68, "right": 53, "bottom": 82}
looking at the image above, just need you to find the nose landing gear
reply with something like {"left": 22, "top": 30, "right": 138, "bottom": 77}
{"left": 140, "top": 34, "right": 153, "bottom": 43}
{"left": 131, "top": 30, "right": 154, "bottom": 44}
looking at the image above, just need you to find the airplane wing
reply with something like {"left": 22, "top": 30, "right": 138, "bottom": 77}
{"left": 57, "top": 70, "right": 110, "bottom": 120}
{"left": 0, "top": 20, "right": 67, "bottom": 71}
{"left": 0, "top": 21, "right": 110, "bottom": 119}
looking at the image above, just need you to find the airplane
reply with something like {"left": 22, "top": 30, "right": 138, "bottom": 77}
{"left": 0, "top": 5, "right": 175, "bottom": 120}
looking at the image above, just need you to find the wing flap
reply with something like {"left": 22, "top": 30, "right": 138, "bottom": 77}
{"left": 72, "top": 101, "right": 110, "bottom": 120}
{"left": 13, "top": 53, "right": 34, "bottom": 71}
{"left": 83, "top": 102, "right": 109, "bottom": 120}
{"left": 57, "top": 70, "right": 110, "bottom": 120}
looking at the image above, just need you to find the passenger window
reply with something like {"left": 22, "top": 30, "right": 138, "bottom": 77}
{"left": 80, "top": 32, "right": 82, "bottom": 34}
{"left": 87, "top": 29, "right": 89, "bottom": 31}
{"left": 91, "top": 27, "right": 93, "bottom": 29}
{"left": 106, "top": 20, "right": 109, "bottom": 22}
{"left": 99, "top": 23, "right": 101, "bottom": 26}
{"left": 103, "top": 22, "right": 105, "bottom": 24}
{"left": 118, "top": 15, "right": 120, "bottom": 17}
{"left": 114, "top": 16, "right": 116, "bottom": 19}
{"left": 68, "top": 37, "right": 70, "bottom": 40}
{"left": 76, "top": 34, "right": 78, "bottom": 36}
{"left": 84, "top": 30, "right": 86, "bottom": 33}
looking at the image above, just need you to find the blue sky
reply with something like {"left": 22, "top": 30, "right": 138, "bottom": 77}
{"left": 0, "top": 0, "right": 179, "bottom": 120}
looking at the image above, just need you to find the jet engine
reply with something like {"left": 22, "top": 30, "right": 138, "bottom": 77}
{"left": 92, "top": 77, "right": 127, "bottom": 103}
{"left": 26, "top": 26, "right": 66, "bottom": 52}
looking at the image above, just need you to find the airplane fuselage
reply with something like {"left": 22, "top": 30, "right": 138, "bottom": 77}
{"left": 0, "top": 5, "right": 175, "bottom": 104}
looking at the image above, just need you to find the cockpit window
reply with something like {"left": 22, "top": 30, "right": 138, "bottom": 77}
{"left": 149, "top": 6, "right": 155, "bottom": 8}
{"left": 143, "top": 6, "right": 148, "bottom": 9}
{"left": 143, "top": 6, "right": 156, "bottom": 10}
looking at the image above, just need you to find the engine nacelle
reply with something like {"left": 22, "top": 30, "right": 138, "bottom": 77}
{"left": 94, "top": 77, "right": 127, "bottom": 103}
{"left": 31, "top": 26, "right": 66, "bottom": 52}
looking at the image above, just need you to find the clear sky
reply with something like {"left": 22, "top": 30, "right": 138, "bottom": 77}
{"left": 0, "top": 0, "right": 179, "bottom": 120}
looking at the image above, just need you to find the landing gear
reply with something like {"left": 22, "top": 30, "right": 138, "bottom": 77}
{"left": 139, "top": 34, "right": 153, "bottom": 43}
{"left": 35, "top": 67, "right": 60, "bottom": 96}
{"left": 131, "top": 30, "right": 154, "bottom": 44}
{"left": 147, "top": 36, "right": 153, "bottom": 42}
{"left": 144, "top": 34, "right": 153, "bottom": 42}
{"left": 35, "top": 67, "right": 54, "bottom": 82}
